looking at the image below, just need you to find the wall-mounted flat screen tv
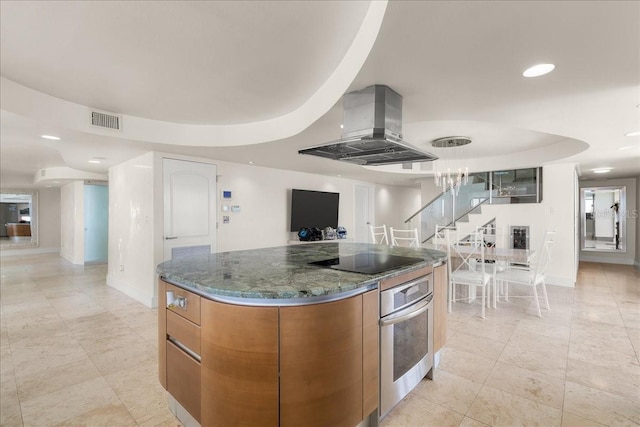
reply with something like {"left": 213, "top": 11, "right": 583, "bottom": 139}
{"left": 290, "top": 189, "right": 339, "bottom": 232}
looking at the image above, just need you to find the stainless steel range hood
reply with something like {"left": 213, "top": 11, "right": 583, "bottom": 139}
{"left": 299, "top": 85, "right": 437, "bottom": 166}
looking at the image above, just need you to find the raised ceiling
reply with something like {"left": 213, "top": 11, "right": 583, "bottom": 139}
{"left": 1, "top": 0, "right": 638, "bottom": 188}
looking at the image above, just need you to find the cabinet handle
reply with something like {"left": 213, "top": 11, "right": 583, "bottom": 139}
{"left": 166, "top": 291, "right": 187, "bottom": 310}
{"left": 174, "top": 296, "right": 187, "bottom": 310}
{"left": 165, "top": 236, "right": 178, "bottom": 240}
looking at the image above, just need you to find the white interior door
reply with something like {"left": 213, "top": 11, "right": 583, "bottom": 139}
{"left": 163, "top": 158, "right": 217, "bottom": 260}
{"left": 354, "top": 185, "right": 375, "bottom": 243}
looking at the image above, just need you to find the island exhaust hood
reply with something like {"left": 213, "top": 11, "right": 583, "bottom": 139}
{"left": 299, "top": 85, "right": 438, "bottom": 166}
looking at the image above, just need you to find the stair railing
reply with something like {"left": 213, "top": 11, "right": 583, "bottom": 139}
{"left": 404, "top": 172, "right": 493, "bottom": 244}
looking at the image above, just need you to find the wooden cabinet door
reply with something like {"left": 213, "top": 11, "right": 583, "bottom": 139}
{"left": 200, "top": 299, "right": 279, "bottom": 427}
{"left": 166, "top": 341, "right": 201, "bottom": 422}
{"left": 434, "top": 263, "right": 448, "bottom": 352}
{"left": 280, "top": 296, "right": 363, "bottom": 427}
{"left": 158, "top": 279, "right": 167, "bottom": 389}
{"left": 362, "top": 290, "right": 379, "bottom": 417}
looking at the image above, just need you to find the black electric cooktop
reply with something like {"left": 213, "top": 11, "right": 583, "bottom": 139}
{"left": 309, "top": 252, "right": 424, "bottom": 274}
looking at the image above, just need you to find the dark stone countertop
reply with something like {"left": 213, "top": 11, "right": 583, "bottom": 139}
{"left": 157, "top": 242, "right": 446, "bottom": 305}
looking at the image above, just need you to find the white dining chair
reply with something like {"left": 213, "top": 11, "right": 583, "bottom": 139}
{"left": 434, "top": 225, "right": 456, "bottom": 247}
{"left": 446, "top": 229, "right": 494, "bottom": 319}
{"left": 389, "top": 227, "right": 420, "bottom": 247}
{"left": 494, "top": 231, "right": 556, "bottom": 317}
{"left": 370, "top": 224, "right": 389, "bottom": 245}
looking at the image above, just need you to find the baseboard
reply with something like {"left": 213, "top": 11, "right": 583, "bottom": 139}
{"left": 434, "top": 350, "right": 441, "bottom": 368}
{"left": 579, "top": 254, "right": 635, "bottom": 265}
{"left": 546, "top": 276, "right": 575, "bottom": 287}
{"left": 106, "top": 274, "right": 156, "bottom": 308}
{"left": 0, "top": 246, "right": 59, "bottom": 257}
{"left": 168, "top": 394, "right": 200, "bottom": 427}
{"left": 60, "top": 251, "right": 84, "bottom": 265}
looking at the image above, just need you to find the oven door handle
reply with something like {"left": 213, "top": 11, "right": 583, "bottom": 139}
{"left": 386, "top": 275, "right": 430, "bottom": 296}
{"left": 379, "top": 294, "right": 433, "bottom": 327}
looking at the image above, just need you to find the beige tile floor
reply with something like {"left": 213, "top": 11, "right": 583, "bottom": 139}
{"left": 1, "top": 254, "right": 638, "bottom": 426}
{"left": 382, "top": 262, "right": 640, "bottom": 427}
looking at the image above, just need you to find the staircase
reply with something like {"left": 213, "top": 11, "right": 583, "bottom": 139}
{"left": 405, "top": 173, "right": 497, "bottom": 244}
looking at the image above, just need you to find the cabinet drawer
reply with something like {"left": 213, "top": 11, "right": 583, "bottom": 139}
{"left": 167, "top": 310, "right": 201, "bottom": 355}
{"left": 166, "top": 283, "right": 201, "bottom": 325}
{"left": 167, "top": 340, "right": 201, "bottom": 423}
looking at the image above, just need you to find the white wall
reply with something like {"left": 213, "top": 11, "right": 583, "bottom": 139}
{"left": 0, "top": 187, "right": 61, "bottom": 257}
{"left": 60, "top": 181, "right": 84, "bottom": 265}
{"left": 417, "top": 164, "right": 578, "bottom": 286}
{"left": 636, "top": 176, "right": 640, "bottom": 270}
{"left": 480, "top": 163, "right": 579, "bottom": 286}
{"left": 216, "top": 161, "right": 355, "bottom": 251}
{"left": 38, "top": 187, "right": 61, "bottom": 252}
{"left": 375, "top": 185, "right": 422, "bottom": 239}
{"left": 580, "top": 177, "right": 638, "bottom": 265}
{"left": 215, "top": 161, "right": 420, "bottom": 251}
{"left": 107, "top": 151, "right": 422, "bottom": 307}
{"left": 107, "top": 152, "right": 157, "bottom": 307}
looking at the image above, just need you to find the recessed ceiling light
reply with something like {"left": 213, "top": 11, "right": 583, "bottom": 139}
{"left": 88, "top": 160, "right": 101, "bottom": 164}
{"left": 41, "top": 135, "right": 60, "bottom": 140}
{"left": 523, "top": 63, "right": 555, "bottom": 78}
{"left": 618, "top": 145, "right": 635, "bottom": 150}
{"left": 592, "top": 168, "right": 612, "bottom": 174}
{"left": 625, "top": 131, "right": 640, "bottom": 137}
{"left": 340, "top": 124, "right": 344, "bottom": 129}
{"left": 249, "top": 161, "right": 254, "bottom": 165}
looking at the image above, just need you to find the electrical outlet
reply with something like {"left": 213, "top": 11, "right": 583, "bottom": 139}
{"left": 119, "top": 265, "right": 125, "bottom": 272}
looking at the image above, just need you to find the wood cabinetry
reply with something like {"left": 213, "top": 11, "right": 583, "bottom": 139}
{"left": 6, "top": 223, "right": 31, "bottom": 237}
{"left": 433, "top": 263, "right": 448, "bottom": 352}
{"left": 158, "top": 279, "right": 202, "bottom": 422}
{"left": 280, "top": 297, "right": 363, "bottom": 427}
{"left": 362, "top": 290, "right": 379, "bottom": 417}
{"left": 159, "top": 279, "right": 381, "bottom": 426}
{"left": 201, "top": 300, "right": 279, "bottom": 427}
{"left": 166, "top": 340, "right": 201, "bottom": 421}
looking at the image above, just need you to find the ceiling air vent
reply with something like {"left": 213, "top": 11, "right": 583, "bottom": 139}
{"left": 91, "top": 111, "right": 121, "bottom": 130}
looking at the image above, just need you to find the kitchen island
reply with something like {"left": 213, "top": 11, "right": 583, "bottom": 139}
{"left": 157, "top": 242, "right": 447, "bottom": 427}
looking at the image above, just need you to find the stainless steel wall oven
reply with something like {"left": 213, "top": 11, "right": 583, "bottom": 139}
{"left": 379, "top": 272, "right": 434, "bottom": 418}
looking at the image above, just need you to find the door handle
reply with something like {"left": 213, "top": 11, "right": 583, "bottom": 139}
{"left": 165, "top": 236, "right": 178, "bottom": 240}
{"left": 379, "top": 295, "right": 432, "bottom": 327}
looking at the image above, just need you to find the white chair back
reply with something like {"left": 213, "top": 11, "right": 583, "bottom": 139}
{"left": 434, "top": 225, "right": 456, "bottom": 246}
{"left": 446, "top": 229, "right": 486, "bottom": 280}
{"left": 389, "top": 227, "right": 420, "bottom": 247}
{"left": 370, "top": 224, "right": 389, "bottom": 245}
{"left": 532, "top": 231, "right": 556, "bottom": 280}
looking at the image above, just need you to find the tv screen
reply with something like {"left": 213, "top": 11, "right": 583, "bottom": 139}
{"left": 290, "top": 189, "right": 339, "bottom": 232}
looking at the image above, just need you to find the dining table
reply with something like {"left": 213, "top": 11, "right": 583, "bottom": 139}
{"left": 430, "top": 243, "right": 536, "bottom": 308}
